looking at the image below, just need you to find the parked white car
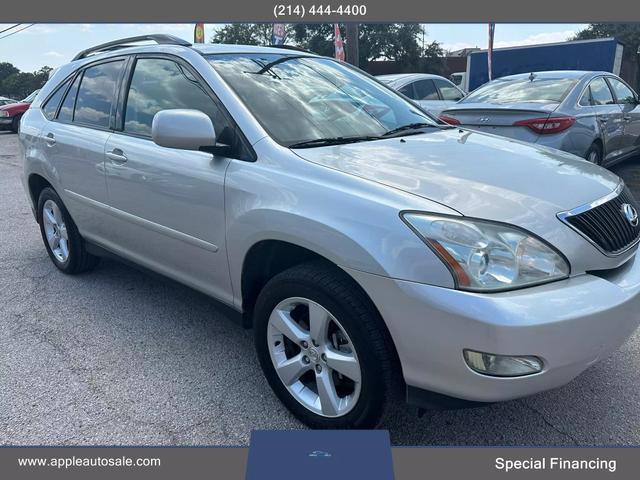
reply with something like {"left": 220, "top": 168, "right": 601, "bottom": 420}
{"left": 377, "top": 73, "right": 466, "bottom": 116}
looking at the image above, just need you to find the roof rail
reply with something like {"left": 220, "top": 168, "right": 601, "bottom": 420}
{"left": 269, "top": 44, "right": 315, "bottom": 54}
{"left": 72, "top": 34, "right": 192, "bottom": 61}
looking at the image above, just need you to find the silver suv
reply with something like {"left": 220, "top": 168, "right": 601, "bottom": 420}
{"left": 20, "top": 35, "right": 640, "bottom": 428}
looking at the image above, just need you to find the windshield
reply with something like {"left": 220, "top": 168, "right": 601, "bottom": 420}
{"left": 207, "top": 54, "right": 437, "bottom": 146}
{"left": 21, "top": 90, "right": 40, "bottom": 103}
{"left": 463, "top": 78, "right": 577, "bottom": 104}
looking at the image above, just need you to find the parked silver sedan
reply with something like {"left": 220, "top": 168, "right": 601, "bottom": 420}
{"left": 377, "top": 73, "right": 465, "bottom": 116}
{"left": 440, "top": 71, "right": 640, "bottom": 166}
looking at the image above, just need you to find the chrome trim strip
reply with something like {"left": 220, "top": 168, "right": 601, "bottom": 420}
{"left": 557, "top": 182, "right": 640, "bottom": 257}
{"left": 64, "top": 189, "right": 219, "bottom": 253}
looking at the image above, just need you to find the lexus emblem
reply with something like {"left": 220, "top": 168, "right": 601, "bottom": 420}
{"left": 622, "top": 203, "right": 639, "bottom": 227}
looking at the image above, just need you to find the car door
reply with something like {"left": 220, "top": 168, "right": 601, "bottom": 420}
{"left": 586, "top": 76, "right": 626, "bottom": 163}
{"left": 38, "top": 59, "right": 126, "bottom": 240}
{"left": 103, "top": 55, "right": 246, "bottom": 304}
{"left": 607, "top": 76, "right": 640, "bottom": 158}
{"left": 433, "top": 78, "right": 465, "bottom": 115}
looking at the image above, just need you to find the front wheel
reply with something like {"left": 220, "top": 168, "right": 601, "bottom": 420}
{"left": 254, "top": 261, "right": 399, "bottom": 428}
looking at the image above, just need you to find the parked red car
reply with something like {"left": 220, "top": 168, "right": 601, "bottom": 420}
{"left": 0, "top": 89, "right": 39, "bottom": 133}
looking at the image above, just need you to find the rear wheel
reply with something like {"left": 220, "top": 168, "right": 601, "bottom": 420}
{"left": 585, "top": 142, "right": 603, "bottom": 165}
{"left": 253, "top": 261, "right": 399, "bottom": 429}
{"left": 37, "top": 187, "right": 99, "bottom": 274}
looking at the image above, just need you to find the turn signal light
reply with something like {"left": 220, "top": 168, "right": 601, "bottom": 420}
{"left": 439, "top": 114, "right": 461, "bottom": 125}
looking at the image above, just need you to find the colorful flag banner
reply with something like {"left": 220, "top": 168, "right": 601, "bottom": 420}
{"left": 194, "top": 23, "right": 205, "bottom": 44}
{"left": 334, "top": 24, "right": 345, "bottom": 61}
{"left": 271, "top": 24, "right": 286, "bottom": 45}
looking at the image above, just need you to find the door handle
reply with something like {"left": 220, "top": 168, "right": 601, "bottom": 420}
{"left": 623, "top": 115, "right": 632, "bottom": 121}
{"left": 44, "top": 132, "right": 56, "bottom": 146}
{"left": 106, "top": 148, "right": 128, "bottom": 164}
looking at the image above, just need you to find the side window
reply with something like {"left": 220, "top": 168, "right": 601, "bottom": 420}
{"left": 434, "top": 78, "right": 464, "bottom": 101}
{"left": 42, "top": 78, "right": 71, "bottom": 120}
{"left": 579, "top": 87, "right": 592, "bottom": 106}
{"left": 57, "top": 73, "right": 82, "bottom": 122}
{"left": 398, "top": 83, "right": 416, "bottom": 99}
{"left": 608, "top": 78, "right": 637, "bottom": 105}
{"left": 589, "top": 78, "right": 615, "bottom": 106}
{"left": 124, "top": 58, "right": 230, "bottom": 141}
{"left": 74, "top": 61, "right": 124, "bottom": 128}
{"left": 413, "top": 80, "right": 439, "bottom": 101}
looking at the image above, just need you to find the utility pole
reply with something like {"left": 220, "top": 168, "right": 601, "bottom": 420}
{"left": 345, "top": 23, "right": 360, "bottom": 68}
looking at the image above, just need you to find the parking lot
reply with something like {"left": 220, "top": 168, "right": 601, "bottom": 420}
{"left": 1, "top": 129, "right": 640, "bottom": 446}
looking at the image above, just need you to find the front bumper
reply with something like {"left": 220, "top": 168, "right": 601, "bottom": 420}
{"left": 346, "top": 252, "right": 640, "bottom": 404}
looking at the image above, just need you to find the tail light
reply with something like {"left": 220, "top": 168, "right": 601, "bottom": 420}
{"left": 513, "top": 116, "right": 576, "bottom": 134}
{"left": 439, "top": 114, "right": 460, "bottom": 125}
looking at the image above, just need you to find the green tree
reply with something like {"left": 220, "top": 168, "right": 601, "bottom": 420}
{"left": 0, "top": 63, "right": 52, "bottom": 99}
{"left": 292, "top": 24, "right": 438, "bottom": 69}
{"left": 212, "top": 23, "right": 292, "bottom": 46}
{"left": 574, "top": 24, "right": 640, "bottom": 89}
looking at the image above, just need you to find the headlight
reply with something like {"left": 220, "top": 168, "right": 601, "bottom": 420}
{"left": 401, "top": 212, "right": 570, "bottom": 292}
{"left": 0, "top": 111, "right": 9, "bottom": 117}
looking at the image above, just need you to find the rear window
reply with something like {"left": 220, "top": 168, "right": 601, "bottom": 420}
{"left": 464, "top": 78, "right": 577, "bottom": 104}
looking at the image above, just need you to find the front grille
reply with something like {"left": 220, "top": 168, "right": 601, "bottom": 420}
{"left": 563, "top": 186, "right": 640, "bottom": 255}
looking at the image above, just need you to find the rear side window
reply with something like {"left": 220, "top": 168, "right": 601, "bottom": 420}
{"left": 398, "top": 83, "right": 415, "bottom": 99}
{"left": 413, "top": 80, "right": 439, "bottom": 100}
{"left": 123, "top": 58, "right": 229, "bottom": 138}
{"left": 608, "top": 78, "right": 636, "bottom": 104}
{"left": 42, "top": 78, "right": 71, "bottom": 120}
{"left": 74, "top": 61, "right": 124, "bottom": 128}
{"left": 57, "top": 73, "right": 82, "bottom": 122}
{"left": 434, "top": 78, "right": 463, "bottom": 101}
{"left": 589, "top": 78, "right": 615, "bottom": 105}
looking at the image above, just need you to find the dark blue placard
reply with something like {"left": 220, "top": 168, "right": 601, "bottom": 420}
{"left": 246, "top": 430, "right": 395, "bottom": 480}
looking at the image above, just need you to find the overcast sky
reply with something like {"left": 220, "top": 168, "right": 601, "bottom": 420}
{"left": 0, "top": 23, "right": 589, "bottom": 72}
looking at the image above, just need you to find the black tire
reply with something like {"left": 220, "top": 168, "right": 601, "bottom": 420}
{"left": 253, "top": 261, "right": 400, "bottom": 429}
{"left": 37, "top": 187, "right": 100, "bottom": 274}
{"left": 585, "top": 142, "right": 603, "bottom": 165}
{"left": 11, "top": 114, "right": 21, "bottom": 133}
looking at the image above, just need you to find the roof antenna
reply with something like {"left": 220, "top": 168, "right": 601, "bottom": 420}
{"left": 528, "top": 72, "right": 536, "bottom": 82}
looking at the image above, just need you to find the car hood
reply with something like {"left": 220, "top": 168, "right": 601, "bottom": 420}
{"left": 292, "top": 128, "right": 620, "bottom": 228}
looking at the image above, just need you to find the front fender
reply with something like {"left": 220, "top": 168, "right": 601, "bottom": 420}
{"left": 224, "top": 147, "right": 457, "bottom": 309}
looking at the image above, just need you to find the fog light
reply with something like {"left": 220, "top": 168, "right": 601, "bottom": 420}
{"left": 463, "top": 349, "right": 543, "bottom": 377}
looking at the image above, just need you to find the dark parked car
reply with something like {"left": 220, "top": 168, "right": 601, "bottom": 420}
{"left": 0, "top": 90, "right": 40, "bottom": 133}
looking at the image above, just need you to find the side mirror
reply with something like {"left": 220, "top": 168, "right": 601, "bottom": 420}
{"left": 152, "top": 109, "right": 220, "bottom": 152}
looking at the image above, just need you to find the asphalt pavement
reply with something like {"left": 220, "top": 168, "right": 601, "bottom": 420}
{"left": 1, "top": 130, "right": 640, "bottom": 446}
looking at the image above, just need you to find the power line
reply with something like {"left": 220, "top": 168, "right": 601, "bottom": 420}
{"left": 0, "top": 24, "right": 21, "bottom": 35}
{"left": 0, "top": 23, "right": 34, "bottom": 41}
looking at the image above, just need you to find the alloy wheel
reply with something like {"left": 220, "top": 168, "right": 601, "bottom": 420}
{"left": 267, "top": 297, "right": 362, "bottom": 418}
{"left": 42, "top": 199, "right": 69, "bottom": 263}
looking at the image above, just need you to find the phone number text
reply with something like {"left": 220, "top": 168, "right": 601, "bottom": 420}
{"left": 273, "top": 4, "right": 367, "bottom": 19}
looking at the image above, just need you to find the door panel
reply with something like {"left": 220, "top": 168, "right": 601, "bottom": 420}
{"left": 607, "top": 77, "right": 640, "bottom": 157}
{"left": 588, "top": 77, "right": 625, "bottom": 162}
{"left": 103, "top": 56, "right": 238, "bottom": 304}
{"left": 103, "top": 134, "right": 233, "bottom": 303}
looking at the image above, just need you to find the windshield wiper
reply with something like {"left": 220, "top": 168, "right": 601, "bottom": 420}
{"left": 288, "top": 135, "right": 382, "bottom": 149}
{"left": 382, "top": 122, "right": 448, "bottom": 138}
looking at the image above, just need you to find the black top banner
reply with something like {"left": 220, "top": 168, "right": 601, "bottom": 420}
{"left": 2, "top": 0, "right": 639, "bottom": 22}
